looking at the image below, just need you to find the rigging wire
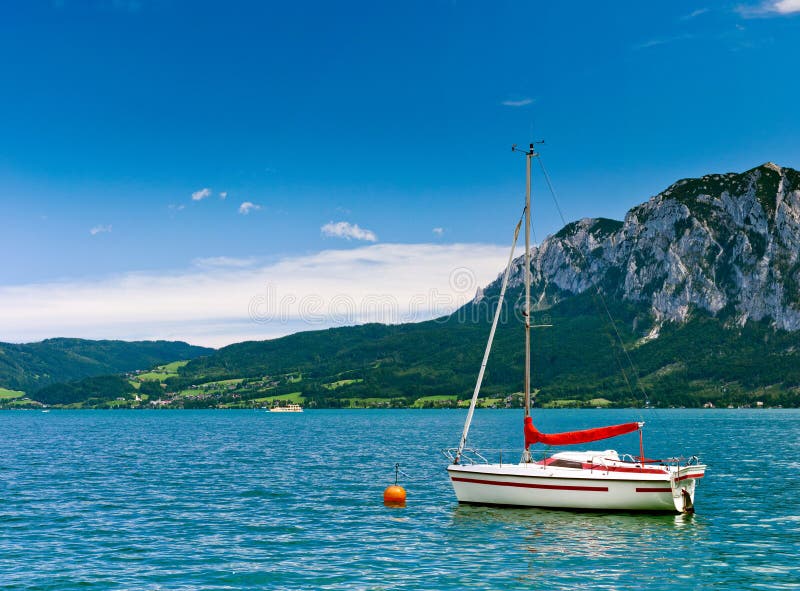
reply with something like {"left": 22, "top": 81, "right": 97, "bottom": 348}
{"left": 536, "top": 156, "right": 651, "bottom": 408}
{"left": 455, "top": 208, "right": 525, "bottom": 461}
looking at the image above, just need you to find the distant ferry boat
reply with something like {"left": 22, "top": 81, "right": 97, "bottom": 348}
{"left": 269, "top": 403, "right": 303, "bottom": 413}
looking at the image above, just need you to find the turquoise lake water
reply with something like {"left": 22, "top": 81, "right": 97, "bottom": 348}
{"left": 1, "top": 409, "right": 798, "bottom": 590}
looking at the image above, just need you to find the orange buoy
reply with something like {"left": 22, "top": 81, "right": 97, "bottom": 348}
{"left": 383, "top": 484, "right": 407, "bottom": 506}
{"left": 383, "top": 463, "right": 407, "bottom": 506}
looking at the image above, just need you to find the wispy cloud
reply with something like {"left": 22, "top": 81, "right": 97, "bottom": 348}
{"left": 501, "top": 98, "right": 534, "bottom": 107}
{"left": 238, "top": 201, "right": 261, "bottom": 215}
{"left": 432, "top": 227, "right": 444, "bottom": 236}
{"left": 633, "top": 33, "right": 695, "bottom": 50}
{"left": 191, "top": 188, "right": 212, "bottom": 201}
{"left": 219, "top": 191, "right": 228, "bottom": 199}
{"left": 89, "top": 225, "right": 112, "bottom": 236}
{"left": 681, "top": 7, "right": 710, "bottom": 19}
{"left": 737, "top": 0, "right": 800, "bottom": 16}
{"left": 0, "top": 243, "right": 508, "bottom": 347}
{"left": 321, "top": 221, "right": 378, "bottom": 242}
{"left": 193, "top": 256, "right": 257, "bottom": 268}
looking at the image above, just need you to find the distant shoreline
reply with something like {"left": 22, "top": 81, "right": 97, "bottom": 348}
{"left": 2, "top": 406, "right": 793, "bottom": 411}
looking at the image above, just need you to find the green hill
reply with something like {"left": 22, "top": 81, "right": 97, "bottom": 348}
{"left": 0, "top": 338, "right": 213, "bottom": 394}
{"left": 21, "top": 293, "right": 800, "bottom": 409}
{"left": 156, "top": 291, "right": 800, "bottom": 409}
{"left": 35, "top": 374, "right": 137, "bottom": 406}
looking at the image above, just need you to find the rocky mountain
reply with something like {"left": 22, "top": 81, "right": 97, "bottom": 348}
{"left": 486, "top": 163, "right": 800, "bottom": 336}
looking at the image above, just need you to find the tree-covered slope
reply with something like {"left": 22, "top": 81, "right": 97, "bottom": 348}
{"left": 35, "top": 374, "right": 137, "bottom": 406}
{"left": 0, "top": 338, "right": 213, "bottom": 393}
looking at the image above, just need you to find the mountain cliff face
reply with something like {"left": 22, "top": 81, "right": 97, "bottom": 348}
{"left": 489, "top": 163, "right": 800, "bottom": 334}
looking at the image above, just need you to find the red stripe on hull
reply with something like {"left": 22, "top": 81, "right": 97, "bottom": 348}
{"left": 636, "top": 487, "right": 672, "bottom": 493}
{"left": 451, "top": 476, "right": 608, "bottom": 492}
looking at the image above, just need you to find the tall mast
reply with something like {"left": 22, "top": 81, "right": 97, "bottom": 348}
{"left": 524, "top": 147, "right": 532, "bottom": 420}
{"left": 512, "top": 143, "right": 538, "bottom": 420}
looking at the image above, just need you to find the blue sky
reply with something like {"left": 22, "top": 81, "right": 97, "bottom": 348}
{"left": 1, "top": 1, "right": 799, "bottom": 345}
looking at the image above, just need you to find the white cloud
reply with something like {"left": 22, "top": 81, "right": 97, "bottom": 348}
{"left": 238, "top": 201, "right": 261, "bottom": 215}
{"left": 772, "top": 0, "right": 800, "bottom": 12}
{"left": 737, "top": 0, "right": 800, "bottom": 16}
{"left": 321, "top": 221, "right": 377, "bottom": 242}
{"left": 0, "top": 243, "right": 509, "bottom": 348}
{"left": 89, "top": 225, "right": 112, "bottom": 236}
{"left": 501, "top": 98, "right": 534, "bottom": 107}
{"left": 192, "top": 188, "right": 212, "bottom": 201}
{"left": 219, "top": 191, "right": 228, "bottom": 199}
{"left": 433, "top": 227, "right": 445, "bottom": 236}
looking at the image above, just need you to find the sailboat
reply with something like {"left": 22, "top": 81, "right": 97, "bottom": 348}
{"left": 445, "top": 144, "right": 706, "bottom": 513}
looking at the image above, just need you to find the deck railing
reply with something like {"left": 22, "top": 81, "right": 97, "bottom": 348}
{"left": 443, "top": 447, "right": 701, "bottom": 468}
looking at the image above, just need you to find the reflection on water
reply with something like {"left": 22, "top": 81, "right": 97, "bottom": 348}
{"left": 451, "top": 503, "right": 699, "bottom": 530}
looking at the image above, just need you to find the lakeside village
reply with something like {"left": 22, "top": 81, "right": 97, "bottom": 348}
{"left": 0, "top": 360, "right": 779, "bottom": 411}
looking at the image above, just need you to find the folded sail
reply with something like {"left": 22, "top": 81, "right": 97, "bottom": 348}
{"left": 524, "top": 416, "right": 640, "bottom": 447}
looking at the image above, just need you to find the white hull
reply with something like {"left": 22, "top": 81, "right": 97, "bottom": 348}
{"left": 448, "top": 452, "right": 705, "bottom": 513}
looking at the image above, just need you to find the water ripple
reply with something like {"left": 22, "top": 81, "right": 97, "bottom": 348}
{"left": 0, "top": 409, "right": 798, "bottom": 590}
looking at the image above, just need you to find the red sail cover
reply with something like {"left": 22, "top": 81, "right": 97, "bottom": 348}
{"left": 524, "top": 416, "right": 640, "bottom": 448}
